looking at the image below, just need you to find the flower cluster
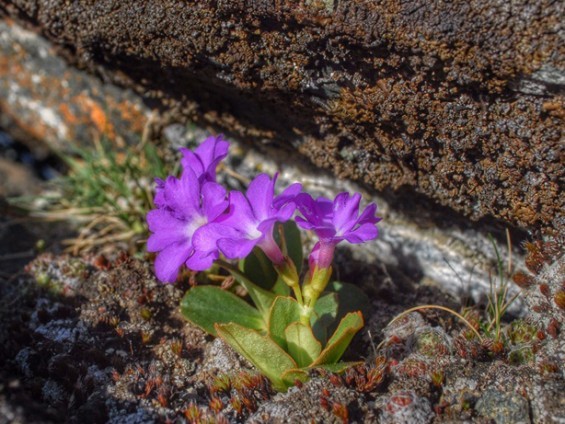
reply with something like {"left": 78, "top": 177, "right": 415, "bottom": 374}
{"left": 147, "top": 135, "right": 381, "bottom": 287}
{"left": 150, "top": 135, "right": 382, "bottom": 390}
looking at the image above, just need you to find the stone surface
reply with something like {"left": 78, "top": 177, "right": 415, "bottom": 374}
{"left": 0, "top": 157, "right": 39, "bottom": 197}
{"left": 2, "top": 252, "right": 562, "bottom": 423}
{"left": 475, "top": 388, "right": 530, "bottom": 424}
{"left": 0, "top": 1, "right": 563, "bottom": 233}
{"left": 0, "top": 19, "right": 150, "bottom": 152}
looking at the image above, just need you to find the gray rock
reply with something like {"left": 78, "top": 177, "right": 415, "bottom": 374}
{"left": 476, "top": 388, "right": 531, "bottom": 424}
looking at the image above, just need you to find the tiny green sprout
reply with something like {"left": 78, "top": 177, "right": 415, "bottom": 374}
{"left": 184, "top": 402, "right": 202, "bottom": 422}
{"left": 35, "top": 272, "right": 52, "bottom": 287}
{"left": 507, "top": 320, "right": 537, "bottom": 345}
{"left": 209, "top": 396, "right": 223, "bottom": 413}
{"left": 430, "top": 370, "right": 444, "bottom": 387}
{"left": 140, "top": 330, "right": 152, "bottom": 345}
{"left": 210, "top": 374, "right": 231, "bottom": 394}
{"left": 139, "top": 307, "right": 152, "bottom": 321}
{"left": 35, "top": 239, "right": 46, "bottom": 252}
{"left": 170, "top": 339, "right": 184, "bottom": 356}
{"left": 230, "top": 396, "right": 243, "bottom": 416}
{"left": 413, "top": 329, "right": 449, "bottom": 357}
{"left": 508, "top": 346, "right": 534, "bottom": 365}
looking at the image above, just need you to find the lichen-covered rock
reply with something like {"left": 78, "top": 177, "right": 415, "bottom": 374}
{"left": 0, "top": 1, "right": 563, "bottom": 233}
{"left": 475, "top": 388, "right": 531, "bottom": 424}
{"left": 377, "top": 390, "right": 433, "bottom": 424}
{"left": 1, "top": 250, "right": 564, "bottom": 422}
{"left": 0, "top": 19, "right": 150, "bottom": 151}
{"left": 512, "top": 239, "right": 565, "bottom": 358}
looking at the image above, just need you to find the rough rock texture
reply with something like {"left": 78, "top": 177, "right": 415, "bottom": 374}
{"left": 0, "top": 1, "right": 563, "bottom": 233}
{"left": 1, "top": 251, "right": 563, "bottom": 423}
{"left": 0, "top": 19, "right": 150, "bottom": 153}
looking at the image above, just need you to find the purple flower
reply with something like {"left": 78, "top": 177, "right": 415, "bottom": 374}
{"left": 147, "top": 168, "right": 229, "bottom": 283}
{"left": 180, "top": 134, "right": 229, "bottom": 183}
{"left": 207, "top": 173, "right": 302, "bottom": 265}
{"left": 295, "top": 192, "right": 381, "bottom": 269}
{"left": 153, "top": 135, "right": 229, "bottom": 210}
{"left": 152, "top": 177, "right": 167, "bottom": 209}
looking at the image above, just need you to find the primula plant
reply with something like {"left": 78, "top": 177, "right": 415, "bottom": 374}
{"left": 147, "top": 135, "right": 381, "bottom": 391}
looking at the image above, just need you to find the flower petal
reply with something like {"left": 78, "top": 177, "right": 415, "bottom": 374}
{"left": 316, "top": 227, "right": 338, "bottom": 242}
{"left": 194, "top": 135, "right": 229, "bottom": 175}
{"left": 180, "top": 149, "right": 204, "bottom": 176}
{"left": 343, "top": 223, "right": 379, "bottom": 244}
{"left": 220, "top": 191, "right": 258, "bottom": 235}
{"left": 192, "top": 223, "right": 238, "bottom": 253}
{"left": 246, "top": 173, "right": 274, "bottom": 222}
{"left": 273, "top": 202, "right": 297, "bottom": 223}
{"left": 147, "top": 208, "right": 177, "bottom": 232}
{"left": 332, "top": 192, "right": 361, "bottom": 234}
{"left": 154, "top": 241, "right": 192, "bottom": 283}
{"left": 185, "top": 250, "right": 218, "bottom": 271}
{"left": 201, "top": 182, "right": 228, "bottom": 220}
{"left": 146, "top": 210, "right": 187, "bottom": 252}
{"left": 357, "top": 203, "right": 380, "bottom": 225}
{"left": 295, "top": 193, "right": 319, "bottom": 224}
{"left": 163, "top": 169, "right": 200, "bottom": 218}
{"left": 181, "top": 135, "right": 229, "bottom": 182}
{"left": 256, "top": 217, "right": 278, "bottom": 235}
{"left": 308, "top": 241, "right": 336, "bottom": 270}
{"left": 217, "top": 237, "right": 258, "bottom": 260}
{"left": 273, "top": 182, "right": 302, "bottom": 209}
{"left": 295, "top": 216, "right": 315, "bottom": 230}
{"left": 153, "top": 178, "right": 166, "bottom": 208}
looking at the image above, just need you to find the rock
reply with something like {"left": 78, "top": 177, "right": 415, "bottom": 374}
{"left": 0, "top": 19, "right": 150, "bottom": 152}
{"left": 378, "top": 390, "right": 434, "bottom": 424}
{"left": 475, "top": 388, "right": 531, "bottom": 424}
{"left": 512, "top": 239, "right": 565, "bottom": 363}
{"left": 0, "top": 157, "right": 40, "bottom": 197}
{"left": 1, "top": 253, "right": 564, "bottom": 423}
{"left": 0, "top": 2, "right": 563, "bottom": 233}
{"left": 249, "top": 377, "right": 365, "bottom": 423}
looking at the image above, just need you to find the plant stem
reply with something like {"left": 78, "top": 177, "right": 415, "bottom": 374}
{"left": 292, "top": 284, "right": 304, "bottom": 306}
{"left": 299, "top": 307, "right": 312, "bottom": 326}
{"left": 216, "top": 259, "right": 275, "bottom": 315}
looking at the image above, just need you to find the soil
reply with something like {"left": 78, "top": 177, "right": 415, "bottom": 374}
{"left": 0, "top": 236, "right": 563, "bottom": 423}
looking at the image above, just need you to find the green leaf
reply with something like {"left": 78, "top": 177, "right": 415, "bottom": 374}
{"left": 313, "top": 361, "right": 362, "bottom": 374}
{"left": 180, "top": 286, "right": 265, "bottom": 336}
{"left": 239, "top": 220, "right": 303, "bottom": 294}
{"left": 275, "top": 221, "right": 303, "bottom": 275}
{"left": 239, "top": 249, "right": 291, "bottom": 296}
{"left": 268, "top": 297, "right": 301, "bottom": 351}
{"left": 215, "top": 322, "right": 297, "bottom": 391}
{"left": 326, "top": 280, "right": 370, "bottom": 319}
{"left": 271, "top": 276, "right": 292, "bottom": 297}
{"left": 240, "top": 247, "right": 278, "bottom": 291}
{"left": 285, "top": 322, "right": 322, "bottom": 368}
{"left": 219, "top": 260, "right": 276, "bottom": 315}
{"left": 311, "top": 293, "right": 339, "bottom": 346}
{"left": 311, "top": 281, "right": 369, "bottom": 347}
{"left": 239, "top": 221, "right": 303, "bottom": 297}
{"left": 311, "top": 311, "right": 364, "bottom": 366}
{"left": 281, "top": 368, "right": 309, "bottom": 388}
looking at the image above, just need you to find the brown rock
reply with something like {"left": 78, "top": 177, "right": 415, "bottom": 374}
{"left": 0, "top": 1, "right": 563, "bottom": 232}
{"left": 0, "top": 157, "right": 39, "bottom": 197}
